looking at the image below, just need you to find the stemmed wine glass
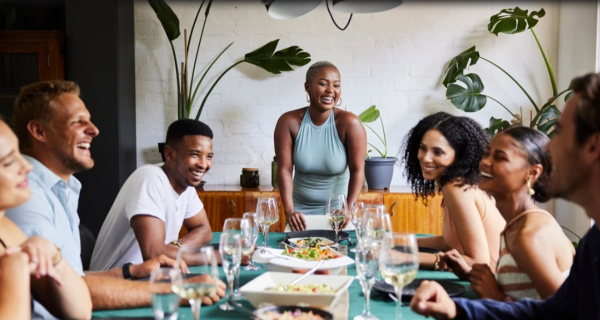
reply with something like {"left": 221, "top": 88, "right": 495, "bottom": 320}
{"left": 326, "top": 193, "right": 348, "bottom": 243}
{"left": 242, "top": 212, "right": 261, "bottom": 271}
{"left": 222, "top": 218, "right": 253, "bottom": 301}
{"left": 256, "top": 197, "right": 279, "bottom": 248}
{"left": 173, "top": 245, "right": 219, "bottom": 320}
{"left": 219, "top": 233, "right": 242, "bottom": 311}
{"left": 354, "top": 242, "right": 380, "bottom": 320}
{"left": 350, "top": 201, "right": 365, "bottom": 248}
{"left": 379, "top": 233, "right": 419, "bottom": 320}
{"left": 150, "top": 267, "right": 181, "bottom": 320}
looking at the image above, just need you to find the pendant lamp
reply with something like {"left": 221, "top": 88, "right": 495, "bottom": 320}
{"left": 261, "top": 0, "right": 323, "bottom": 20}
{"left": 332, "top": 0, "right": 403, "bottom": 14}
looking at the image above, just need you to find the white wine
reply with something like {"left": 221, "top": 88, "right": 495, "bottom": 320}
{"left": 173, "top": 283, "right": 216, "bottom": 300}
{"left": 257, "top": 218, "right": 278, "bottom": 226}
{"left": 380, "top": 267, "right": 417, "bottom": 288}
{"left": 242, "top": 246, "right": 254, "bottom": 256}
{"left": 366, "top": 227, "right": 386, "bottom": 240}
{"left": 327, "top": 215, "right": 346, "bottom": 222}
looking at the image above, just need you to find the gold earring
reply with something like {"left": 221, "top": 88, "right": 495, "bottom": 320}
{"left": 306, "top": 93, "right": 310, "bottom": 102}
{"left": 527, "top": 179, "right": 535, "bottom": 195}
{"left": 336, "top": 97, "right": 342, "bottom": 106}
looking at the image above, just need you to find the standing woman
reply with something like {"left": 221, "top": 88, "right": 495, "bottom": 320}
{"left": 443, "top": 126, "right": 574, "bottom": 301}
{"left": 274, "top": 61, "right": 367, "bottom": 231}
{"left": 402, "top": 112, "right": 505, "bottom": 270}
{"left": 0, "top": 119, "right": 92, "bottom": 320}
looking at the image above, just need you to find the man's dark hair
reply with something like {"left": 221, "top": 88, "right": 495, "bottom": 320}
{"left": 571, "top": 73, "right": 600, "bottom": 144}
{"left": 165, "top": 119, "right": 213, "bottom": 147}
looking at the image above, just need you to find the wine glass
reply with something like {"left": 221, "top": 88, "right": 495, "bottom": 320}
{"left": 354, "top": 243, "right": 380, "bottom": 320}
{"left": 350, "top": 201, "right": 365, "bottom": 248}
{"left": 326, "top": 193, "right": 348, "bottom": 243}
{"left": 256, "top": 197, "right": 279, "bottom": 248}
{"left": 379, "top": 233, "right": 419, "bottom": 320}
{"left": 173, "top": 245, "right": 219, "bottom": 320}
{"left": 362, "top": 210, "right": 393, "bottom": 249}
{"left": 219, "top": 233, "right": 242, "bottom": 311}
{"left": 242, "top": 212, "right": 261, "bottom": 271}
{"left": 150, "top": 267, "right": 181, "bottom": 320}
{"left": 222, "top": 218, "right": 253, "bottom": 300}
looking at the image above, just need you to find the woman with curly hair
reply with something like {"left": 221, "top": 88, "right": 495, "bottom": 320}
{"left": 402, "top": 112, "right": 505, "bottom": 270}
{"left": 443, "top": 126, "right": 574, "bottom": 301}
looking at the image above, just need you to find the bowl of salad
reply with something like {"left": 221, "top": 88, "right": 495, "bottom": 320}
{"left": 262, "top": 245, "right": 355, "bottom": 275}
{"left": 239, "top": 271, "right": 354, "bottom": 309}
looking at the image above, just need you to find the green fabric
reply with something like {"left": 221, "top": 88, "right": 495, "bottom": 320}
{"left": 92, "top": 232, "right": 476, "bottom": 319}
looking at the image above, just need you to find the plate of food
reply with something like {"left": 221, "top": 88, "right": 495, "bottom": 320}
{"left": 373, "top": 279, "right": 467, "bottom": 301}
{"left": 284, "top": 230, "right": 350, "bottom": 244}
{"left": 287, "top": 237, "right": 336, "bottom": 248}
{"left": 261, "top": 246, "right": 354, "bottom": 275}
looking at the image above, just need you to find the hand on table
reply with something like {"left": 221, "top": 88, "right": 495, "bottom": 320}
{"left": 131, "top": 254, "right": 190, "bottom": 279}
{"left": 469, "top": 263, "right": 506, "bottom": 301}
{"left": 6, "top": 236, "right": 63, "bottom": 286}
{"left": 410, "top": 280, "right": 458, "bottom": 320}
{"left": 441, "top": 249, "right": 471, "bottom": 280}
{"left": 184, "top": 274, "right": 226, "bottom": 306}
{"left": 286, "top": 212, "right": 306, "bottom": 231}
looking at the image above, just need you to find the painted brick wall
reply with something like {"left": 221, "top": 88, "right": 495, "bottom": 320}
{"left": 134, "top": 0, "right": 560, "bottom": 187}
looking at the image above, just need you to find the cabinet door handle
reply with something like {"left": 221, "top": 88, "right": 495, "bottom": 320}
{"left": 390, "top": 201, "right": 398, "bottom": 216}
{"left": 230, "top": 199, "right": 237, "bottom": 216}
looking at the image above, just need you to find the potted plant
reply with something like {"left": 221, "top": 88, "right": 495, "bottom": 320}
{"left": 358, "top": 105, "right": 396, "bottom": 190}
{"left": 441, "top": 7, "right": 572, "bottom": 137}
{"left": 149, "top": 0, "right": 311, "bottom": 165}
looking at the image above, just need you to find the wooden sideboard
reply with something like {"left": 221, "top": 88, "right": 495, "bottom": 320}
{"left": 179, "top": 185, "right": 444, "bottom": 237}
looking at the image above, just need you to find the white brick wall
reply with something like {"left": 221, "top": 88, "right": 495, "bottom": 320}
{"left": 135, "top": 0, "right": 561, "bottom": 187}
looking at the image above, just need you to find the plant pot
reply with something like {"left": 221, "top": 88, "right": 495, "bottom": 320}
{"left": 364, "top": 157, "right": 397, "bottom": 190}
{"left": 196, "top": 181, "right": 207, "bottom": 189}
{"left": 158, "top": 142, "right": 166, "bottom": 162}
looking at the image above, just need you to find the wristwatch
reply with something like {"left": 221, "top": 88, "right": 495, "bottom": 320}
{"left": 170, "top": 240, "right": 182, "bottom": 247}
{"left": 122, "top": 262, "right": 134, "bottom": 279}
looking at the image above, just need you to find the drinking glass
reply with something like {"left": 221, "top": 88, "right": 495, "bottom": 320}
{"left": 354, "top": 244, "right": 380, "bottom": 320}
{"left": 173, "top": 245, "right": 219, "bottom": 320}
{"left": 256, "top": 197, "right": 279, "bottom": 248}
{"left": 379, "top": 233, "right": 419, "bottom": 320}
{"left": 350, "top": 201, "right": 365, "bottom": 244}
{"left": 150, "top": 268, "right": 181, "bottom": 320}
{"left": 326, "top": 193, "right": 348, "bottom": 242}
{"left": 242, "top": 212, "right": 261, "bottom": 271}
{"left": 362, "top": 210, "right": 393, "bottom": 249}
{"left": 219, "top": 233, "right": 242, "bottom": 311}
{"left": 222, "top": 218, "right": 254, "bottom": 300}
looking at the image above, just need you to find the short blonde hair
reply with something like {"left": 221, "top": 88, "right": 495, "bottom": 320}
{"left": 13, "top": 81, "right": 80, "bottom": 150}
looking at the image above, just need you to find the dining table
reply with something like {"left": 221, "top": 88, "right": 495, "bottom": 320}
{"left": 92, "top": 232, "right": 478, "bottom": 320}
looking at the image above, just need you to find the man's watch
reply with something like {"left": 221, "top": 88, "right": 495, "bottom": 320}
{"left": 170, "top": 240, "right": 182, "bottom": 247}
{"left": 122, "top": 262, "right": 134, "bottom": 279}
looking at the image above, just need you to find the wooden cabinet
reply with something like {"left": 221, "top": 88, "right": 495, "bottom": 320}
{"left": 180, "top": 186, "right": 444, "bottom": 236}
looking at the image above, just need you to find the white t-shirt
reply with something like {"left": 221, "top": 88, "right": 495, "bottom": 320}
{"left": 89, "top": 164, "right": 203, "bottom": 271}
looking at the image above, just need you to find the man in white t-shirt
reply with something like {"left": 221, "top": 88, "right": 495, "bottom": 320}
{"left": 91, "top": 119, "right": 214, "bottom": 270}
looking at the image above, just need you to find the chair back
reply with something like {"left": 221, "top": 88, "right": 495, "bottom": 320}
{"left": 79, "top": 224, "right": 96, "bottom": 271}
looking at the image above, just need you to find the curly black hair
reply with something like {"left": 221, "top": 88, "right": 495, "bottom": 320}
{"left": 500, "top": 126, "right": 551, "bottom": 203}
{"left": 401, "top": 112, "right": 489, "bottom": 205}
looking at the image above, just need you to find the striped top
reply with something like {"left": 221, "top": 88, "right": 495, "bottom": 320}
{"left": 495, "top": 209, "right": 571, "bottom": 300}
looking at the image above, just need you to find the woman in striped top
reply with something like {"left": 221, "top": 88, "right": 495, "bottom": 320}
{"left": 443, "top": 126, "right": 574, "bottom": 301}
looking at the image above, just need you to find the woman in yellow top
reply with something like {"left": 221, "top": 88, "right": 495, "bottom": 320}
{"left": 402, "top": 112, "right": 505, "bottom": 270}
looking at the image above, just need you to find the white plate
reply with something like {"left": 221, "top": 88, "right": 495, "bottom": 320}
{"left": 287, "top": 237, "right": 338, "bottom": 247}
{"left": 240, "top": 272, "right": 354, "bottom": 309}
{"left": 262, "top": 248, "right": 354, "bottom": 275}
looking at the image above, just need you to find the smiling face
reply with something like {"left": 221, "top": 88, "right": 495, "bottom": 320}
{"left": 0, "top": 121, "right": 33, "bottom": 210}
{"left": 166, "top": 135, "right": 213, "bottom": 190}
{"left": 45, "top": 93, "right": 99, "bottom": 174}
{"left": 305, "top": 67, "right": 341, "bottom": 111}
{"left": 417, "top": 129, "right": 456, "bottom": 181}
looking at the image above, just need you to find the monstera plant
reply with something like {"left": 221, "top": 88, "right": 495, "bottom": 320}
{"left": 442, "top": 7, "right": 572, "bottom": 137}
{"left": 148, "top": 0, "right": 311, "bottom": 120}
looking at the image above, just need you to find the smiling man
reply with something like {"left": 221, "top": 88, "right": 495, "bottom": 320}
{"left": 90, "top": 119, "right": 214, "bottom": 270}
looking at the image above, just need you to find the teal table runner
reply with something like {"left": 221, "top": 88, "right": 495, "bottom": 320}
{"left": 92, "top": 232, "right": 475, "bottom": 319}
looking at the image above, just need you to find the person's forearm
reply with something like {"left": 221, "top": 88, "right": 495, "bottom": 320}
{"left": 453, "top": 297, "right": 551, "bottom": 320}
{"left": 0, "top": 254, "right": 30, "bottom": 320}
{"left": 84, "top": 274, "right": 151, "bottom": 310}
{"left": 347, "top": 168, "right": 363, "bottom": 205}
{"left": 180, "top": 223, "right": 212, "bottom": 245}
{"left": 419, "top": 252, "right": 439, "bottom": 269}
{"left": 278, "top": 168, "right": 295, "bottom": 215}
{"left": 418, "top": 235, "right": 450, "bottom": 251}
{"left": 85, "top": 267, "right": 124, "bottom": 279}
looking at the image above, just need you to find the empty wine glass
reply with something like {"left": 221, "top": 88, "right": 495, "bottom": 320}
{"left": 173, "top": 245, "right": 219, "bottom": 320}
{"left": 354, "top": 243, "right": 380, "bottom": 320}
{"left": 379, "top": 233, "right": 419, "bottom": 320}
{"left": 150, "top": 268, "right": 181, "bottom": 320}
{"left": 326, "top": 193, "right": 348, "bottom": 243}
{"left": 222, "top": 218, "right": 253, "bottom": 301}
{"left": 350, "top": 201, "right": 365, "bottom": 240}
{"left": 219, "top": 233, "right": 242, "bottom": 311}
{"left": 256, "top": 197, "right": 279, "bottom": 248}
{"left": 242, "top": 212, "right": 261, "bottom": 271}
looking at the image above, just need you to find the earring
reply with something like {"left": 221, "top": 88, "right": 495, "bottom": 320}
{"left": 336, "top": 97, "right": 342, "bottom": 106}
{"left": 527, "top": 179, "right": 535, "bottom": 195}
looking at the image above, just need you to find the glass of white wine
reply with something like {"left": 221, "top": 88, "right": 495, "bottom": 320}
{"left": 150, "top": 267, "right": 181, "bottom": 320}
{"left": 173, "top": 245, "right": 219, "bottom": 320}
{"left": 219, "top": 232, "right": 242, "bottom": 311}
{"left": 362, "top": 210, "right": 392, "bottom": 249}
{"left": 256, "top": 197, "right": 279, "bottom": 248}
{"left": 326, "top": 193, "right": 348, "bottom": 243}
{"left": 222, "top": 217, "right": 254, "bottom": 300}
{"left": 242, "top": 212, "right": 261, "bottom": 271}
{"left": 379, "top": 232, "right": 419, "bottom": 320}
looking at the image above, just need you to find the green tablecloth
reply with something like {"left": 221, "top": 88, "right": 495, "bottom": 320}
{"left": 92, "top": 232, "right": 476, "bottom": 319}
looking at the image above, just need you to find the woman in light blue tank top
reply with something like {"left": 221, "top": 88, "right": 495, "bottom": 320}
{"left": 274, "top": 61, "right": 367, "bottom": 231}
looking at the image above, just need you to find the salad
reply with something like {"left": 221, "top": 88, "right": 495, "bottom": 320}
{"left": 296, "top": 237, "right": 327, "bottom": 248}
{"left": 260, "top": 310, "right": 324, "bottom": 320}
{"left": 282, "top": 244, "right": 338, "bottom": 261}
{"left": 266, "top": 283, "right": 337, "bottom": 294}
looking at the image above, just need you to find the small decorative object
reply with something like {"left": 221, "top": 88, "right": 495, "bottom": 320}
{"left": 240, "top": 168, "right": 260, "bottom": 188}
{"left": 271, "top": 156, "right": 279, "bottom": 189}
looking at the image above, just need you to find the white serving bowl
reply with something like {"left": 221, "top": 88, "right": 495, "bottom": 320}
{"left": 255, "top": 248, "right": 355, "bottom": 275}
{"left": 239, "top": 271, "right": 354, "bottom": 309}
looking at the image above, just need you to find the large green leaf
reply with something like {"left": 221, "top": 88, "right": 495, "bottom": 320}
{"left": 148, "top": 0, "right": 181, "bottom": 41}
{"left": 446, "top": 73, "right": 487, "bottom": 112}
{"left": 442, "top": 46, "right": 480, "bottom": 87}
{"left": 486, "top": 117, "right": 511, "bottom": 137}
{"left": 488, "top": 7, "right": 545, "bottom": 36}
{"left": 358, "top": 105, "right": 380, "bottom": 123}
{"left": 536, "top": 105, "right": 560, "bottom": 136}
{"left": 244, "top": 40, "right": 311, "bottom": 74}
